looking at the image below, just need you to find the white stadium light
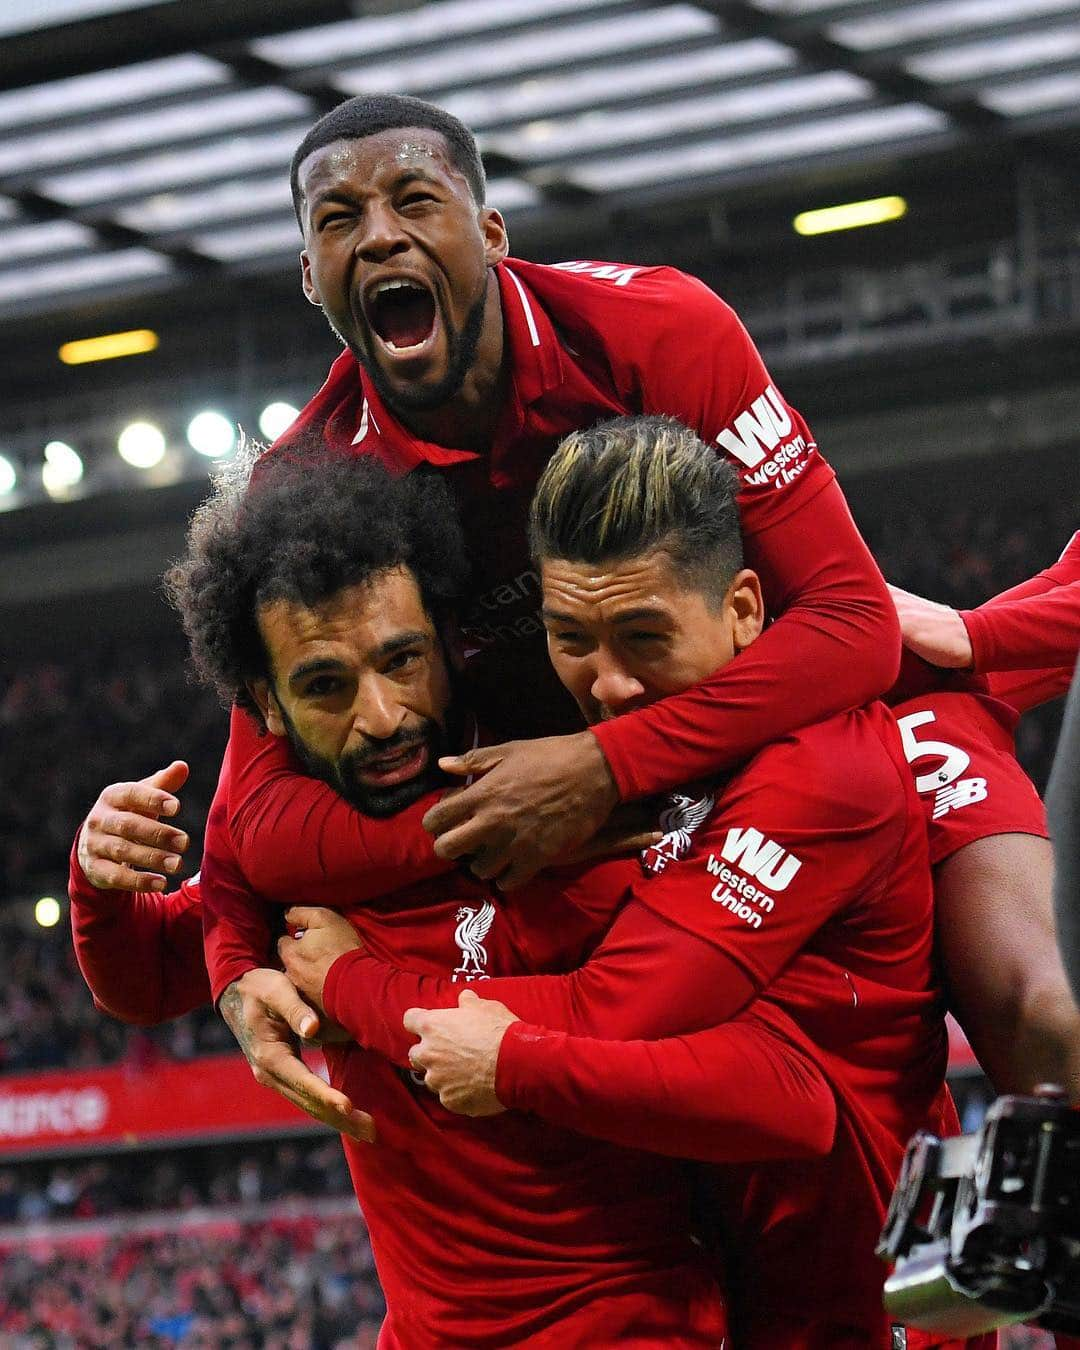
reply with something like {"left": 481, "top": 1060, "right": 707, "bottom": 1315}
{"left": 35, "top": 896, "right": 61, "bottom": 928}
{"left": 41, "top": 440, "right": 83, "bottom": 495}
{"left": 187, "top": 409, "right": 236, "bottom": 458}
{"left": 258, "top": 401, "right": 300, "bottom": 442}
{"left": 117, "top": 419, "right": 166, "bottom": 468}
{"left": 0, "top": 454, "right": 16, "bottom": 495}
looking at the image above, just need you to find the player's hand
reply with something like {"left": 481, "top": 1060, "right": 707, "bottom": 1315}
{"left": 77, "top": 761, "right": 191, "bottom": 892}
{"left": 559, "top": 802, "right": 662, "bottom": 866}
{"left": 888, "top": 584, "right": 974, "bottom": 669}
{"left": 422, "top": 731, "right": 619, "bottom": 889}
{"left": 220, "top": 968, "right": 374, "bottom": 1144}
{"left": 403, "top": 990, "right": 518, "bottom": 1117}
{"left": 278, "top": 906, "right": 364, "bottom": 1015}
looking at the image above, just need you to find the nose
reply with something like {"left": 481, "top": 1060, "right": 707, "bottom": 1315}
{"left": 590, "top": 655, "right": 645, "bottom": 715}
{"left": 353, "top": 677, "right": 407, "bottom": 742}
{"left": 356, "top": 202, "right": 409, "bottom": 263}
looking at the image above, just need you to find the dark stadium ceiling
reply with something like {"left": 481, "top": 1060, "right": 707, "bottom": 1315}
{"left": 1, "top": 0, "right": 1080, "bottom": 321}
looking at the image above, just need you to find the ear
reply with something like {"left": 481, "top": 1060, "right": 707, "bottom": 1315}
{"left": 728, "top": 569, "right": 766, "bottom": 652}
{"left": 479, "top": 207, "right": 509, "bottom": 267}
{"left": 299, "top": 250, "right": 322, "bottom": 308}
{"left": 249, "top": 679, "right": 287, "bottom": 738}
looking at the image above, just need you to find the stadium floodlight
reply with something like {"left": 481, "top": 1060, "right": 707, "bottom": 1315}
{"left": 35, "top": 896, "right": 61, "bottom": 928}
{"left": 0, "top": 454, "right": 16, "bottom": 495}
{"left": 118, "top": 420, "right": 166, "bottom": 468}
{"left": 258, "top": 401, "right": 300, "bottom": 441}
{"left": 59, "top": 328, "right": 159, "bottom": 365}
{"left": 41, "top": 440, "right": 83, "bottom": 495}
{"left": 793, "top": 195, "right": 908, "bottom": 236}
{"left": 187, "top": 410, "right": 236, "bottom": 458}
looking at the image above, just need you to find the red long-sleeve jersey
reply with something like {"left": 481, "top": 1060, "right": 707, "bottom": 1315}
{"left": 199, "top": 254, "right": 898, "bottom": 998}
{"left": 321, "top": 702, "right": 959, "bottom": 1348}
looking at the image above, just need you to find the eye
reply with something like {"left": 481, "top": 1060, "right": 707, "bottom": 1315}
{"left": 303, "top": 675, "right": 344, "bottom": 697}
{"left": 385, "top": 649, "right": 423, "bottom": 673}
{"left": 400, "top": 191, "right": 437, "bottom": 208}
{"left": 316, "top": 210, "right": 352, "bottom": 231}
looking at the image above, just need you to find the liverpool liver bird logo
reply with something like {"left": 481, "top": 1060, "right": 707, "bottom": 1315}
{"left": 453, "top": 901, "right": 495, "bottom": 981}
{"left": 641, "top": 792, "right": 715, "bottom": 875}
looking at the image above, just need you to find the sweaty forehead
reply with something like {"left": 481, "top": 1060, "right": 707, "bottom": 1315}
{"left": 299, "top": 127, "right": 463, "bottom": 196}
{"left": 542, "top": 552, "right": 680, "bottom": 614}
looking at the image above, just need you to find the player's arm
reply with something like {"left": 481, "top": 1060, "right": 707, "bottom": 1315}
{"left": 421, "top": 281, "right": 898, "bottom": 883}
{"left": 961, "top": 581, "right": 1080, "bottom": 674}
{"left": 227, "top": 703, "right": 452, "bottom": 904}
{"left": 293, "top": 898, "right": 754, "bottom": 1067}
{"left": 411, "top": 992, "right": 836, "bottom": 1163}
{"left": 1049, "top": 663, "right": 1080, "bottom": 1007}
{"left": 288, "top": 740, "right": 898, "bottom": 1069}
{"left": 70, "top": 761, "right": 210, "bottom": 1022}
{"left": 201, "top": 705, "right": 455, "bottom": 1000}
{"left": 935, "top": 831, "right": 1080, "bottom": 1100}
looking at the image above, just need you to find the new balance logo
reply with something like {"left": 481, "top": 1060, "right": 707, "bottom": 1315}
{"left": 715, "top": 827, "right": 802, "bottom": 891}
{"left": 715, "top": 385, "right": 793, "bottom": 469}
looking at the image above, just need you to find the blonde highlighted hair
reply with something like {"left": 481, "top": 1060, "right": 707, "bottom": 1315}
{"left": 529, "top": 415, "right": 742, "bottom": 605}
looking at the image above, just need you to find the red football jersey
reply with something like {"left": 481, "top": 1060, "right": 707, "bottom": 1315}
{"left": 892, "top": 691, "right": 1049, "bottom": 866}
{"left": 199, "top": 254, "right": 898, "bottom": 996}
{"left": 322, "top": 702, "right": 956, "bottom": 1348}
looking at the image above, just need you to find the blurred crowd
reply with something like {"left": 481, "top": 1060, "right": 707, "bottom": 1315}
{"left": 0, "top": 639, "right": 226, "bottom": 901}
{"left": 0, "top": 1136, "right": 352, "bottom": 1227}
{"left": 0, "top": 915, "right": 232, "bottom": 1075}
{"left": 0, "top": 1210, "right": 384, "bottom": 1349}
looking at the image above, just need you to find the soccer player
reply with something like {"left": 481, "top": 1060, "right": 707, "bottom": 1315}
{"left": 75, "top": 441, "right": 848, "bottom": 1348}
{"left": 888, "top": 531, "right": 1080, "bottom": 1095}
{"left": 192, "top": 90, "right": 901, "bottom": 1053}
{"left": 267, "top": 414, "right": 969, "bottom": 1350}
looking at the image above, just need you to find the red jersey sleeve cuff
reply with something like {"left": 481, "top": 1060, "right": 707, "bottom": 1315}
{"left": 494, "top": 1020, "right": 567, "bottom": 1111}
{"left": 959, "top": 608, "right": 991, "bottom": 673}
{"left": 209, "top": 958, "right": 260, "bottom": 1005}
{"left": 588, "top": 721, "right": 638, "bottom": 801}
{"left": 68, "top": 831, "right": 99, "bottom": 904}
{"left": 323, "top": 947, "right": 367, "bottom": 1028}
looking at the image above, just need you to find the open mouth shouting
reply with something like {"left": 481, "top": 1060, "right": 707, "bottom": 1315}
{"left": 364, "top": 275, "right": 439, "bottom": 361}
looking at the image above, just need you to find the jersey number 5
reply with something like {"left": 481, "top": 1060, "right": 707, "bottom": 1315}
{"left": 896, "top": 709, "right": 970, "bottom": 796}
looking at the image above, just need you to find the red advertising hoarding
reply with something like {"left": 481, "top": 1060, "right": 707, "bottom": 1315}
{"left": 0, "top": 1052, "right": 327, "bottom": 1157}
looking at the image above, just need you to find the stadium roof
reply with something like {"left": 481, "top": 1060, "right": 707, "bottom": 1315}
{"left": 1, "top": 0, "right": 1079, "bottom": 320}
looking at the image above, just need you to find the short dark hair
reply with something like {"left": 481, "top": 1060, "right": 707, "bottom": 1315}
{"left": 529, "top": 415, "right": 743, "bottom": 607}
{"left": 165, "top": 441, "right": 469, "bottom": 719}
{"left": 290, "top": 94, "right": 487, "bottom": 221}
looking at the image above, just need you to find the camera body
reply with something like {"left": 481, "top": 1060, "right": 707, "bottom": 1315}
{"left": 878, "top": 1088, "right": 1080, "bottom": 1336}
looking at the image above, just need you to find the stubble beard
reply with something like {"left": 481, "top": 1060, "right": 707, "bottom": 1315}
{"left": 326, "top": 280, "right": 489, "bottom": 416}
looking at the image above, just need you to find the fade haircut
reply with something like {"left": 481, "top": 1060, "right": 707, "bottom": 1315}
{"left": 290, "top": 94, "right": 487, "bottom": 220}
{"left": 529, "top": 415, "right": 743, "bottom": 608}
{"left": 165, "top": 439, "right": 469, "bottom": 721}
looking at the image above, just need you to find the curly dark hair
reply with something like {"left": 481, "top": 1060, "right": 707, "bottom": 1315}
{"left": 290, "top": 94, "right": 486, "bottom": 221}
{"left": 165, "top": 440, "right": 469, "bottom": 719}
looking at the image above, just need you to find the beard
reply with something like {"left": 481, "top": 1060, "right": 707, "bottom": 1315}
{"left": 328, "top": 281, "right": 489, "bottom": 415}
{"left": 278, "top": 702, "right": 460, "bottom": 819}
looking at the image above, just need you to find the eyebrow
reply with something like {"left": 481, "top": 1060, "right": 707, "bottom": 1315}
{"left": 310, "top": 169, "right": 443, "bottom": 209}
{"left": 288, "top": 657, "right": 343, "bottom": 687}
{"left": 288, "top": 630, "right": 430, "bottom": 687}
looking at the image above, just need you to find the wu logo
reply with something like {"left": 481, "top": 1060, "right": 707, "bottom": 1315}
{"left": 715, "top": 385, "right": 793, "bottom": 468}
{"left": 718, "top": 827, "right": 802, "bottom": 891}
{"left": 453, "top": 902, "right": 495, "bottom": 981}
